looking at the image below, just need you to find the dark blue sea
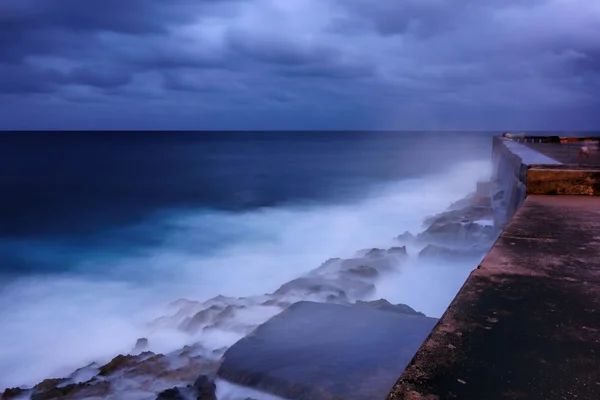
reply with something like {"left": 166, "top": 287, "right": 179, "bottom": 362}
{"left": 0, "top": 131, "right": 494, "bottom": 389}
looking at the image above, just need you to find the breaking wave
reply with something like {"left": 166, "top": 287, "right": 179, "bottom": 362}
{"left": 0, "top": 159, "right": 491, "bottom": 395}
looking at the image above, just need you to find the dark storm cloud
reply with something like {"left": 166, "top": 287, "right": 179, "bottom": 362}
{"left": 226, "top": 30, "right": 339, "bottom": 66}
{"left": 225, "top": 29, "right": 376, "bottom": 79}
{"left": 0, "top": 63, "right": 134, "bottom": 94}
{"left": 339, "top": 0, "right": 545, "bottom": 37}
{"left": 0, "top": 0, "right": 195, "bottom": 62}
{"left": 0, "top": 0, "right": 598, "bottom": 129}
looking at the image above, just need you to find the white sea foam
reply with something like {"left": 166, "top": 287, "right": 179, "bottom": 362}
{"left": 0, "top": 159, "right": 491, "bottom": 394}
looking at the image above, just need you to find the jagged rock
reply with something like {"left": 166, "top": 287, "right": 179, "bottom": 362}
{"left": 388, "top": 246, "right": 408, "bottom": 256}
{"left": 354, "top": 299, "right": 425, "bottom": 317}
{"left": 156, "top": 387, "right": 185, "bottom": 400}
{"left": 447, "top": 195, "right": 475, "bottom": 211}
{"left": 212, "top": 347, "right": 228, "bottom": 357}
{"left": 364, "top": 248, "right": 385, "bottom": 258}
{"left": 475, "top": 181, "right": 491, "bottom": 196}
{"left": 133, "top": 337, "right": 149, "bottom": 353}
{"left": 261, "top": 298, "right": 290, "bottom": 308}
{"left": 395, "top": 231, "right": 416, "bottom": 243}
{"left": 30, "top": 380, "right": 111, "bottom": 400}
{"left": 493, "top": 190, "right": 505, "bottom": 201}
{"left": 338, "top": 257, "right": 397, "bottom": 276}
{"left": 418, "top": 221, "right": 495, "bottom": 246}
{"left": 318, "top": 257, "right": 341, "bottom": 268}
{"left": 1, "top": 387, "right": 25, "bottom": 399}
{"left": 33, "top": 379, "right": 67, "bottom": 393}
{"left": 179, "top": 305, "right": 223, "bottom": 332}
{"left": 273, "top": 276, "right": 375, "bottom": 301}
{"left": 423, "top": 203, "right": 494, "bottom": 229}
{"left": 193, "top": 375, "right": 216, "bottom": 400}
{"left": 155, "top": 375, "right": 216, "bottom": 400}
{"left": 418, "top": 244, "right": 482, "bottom": 260}
{"left": 473, "top": 196, "right": 492, "bottom": 207}
{"left": 342, "top": 264, "right": 379, "bottom": 278}
{"left": 99, "top": 353, "right": 151, "bottom": 376}
{"left": 419, "top": 244, "right": 457, "bottom": 259}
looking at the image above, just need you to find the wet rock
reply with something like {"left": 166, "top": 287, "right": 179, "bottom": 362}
{"left": 212, "top": 347, "right": 228, "bottom": 357}
{"left": 1, "top": 387, "right": 25, "bottom": 399}
{"left": 155, "top": 375, "right": 216, "bottom": 400}
{"left": 99, "top": 353, "right": 149, "bottom": 376}
{"left": 22, "top": 334, "right": 220, "bottom": 400}
{"left": 179, "top": 305, "right": 223, "bottom": 332}
{"left": 342, "top": 264, "right": 379, "bottom": 278}
{"left": 179, "top": 344, "right": 203, "bottom": 357}
{"left": 218, "top": 301, "right": 438, "bottom": 400}
{"left": 275, "top": 276, "right": 349, "bottom": 299}
{"left": 473, "top": 196, "right": 492, "bottom": 208}
{"left": 354, "top": 299, "right": 425, "bottom": 317}
{"left": 339, "top": 256, "right": 397, "bottom": 276}
{"left": 395, "top": 231, "right": 416, "bottom": 243}
{"left": 30, "top": 380, "right": 111, "bottom": 400}
{"left": 388, "top": 246, "right": 408, "bottom": 256}
{"left": 33, "top": 379, "right": 67, "bottom": 393}
{"left": 364, "top": 248, "right": 385, "bottom": 258}
{"left": 193, "top": 375, "right": 217, "bottom": 400}
{"left": 318, "top": 257, "right": 342, "bottom": 268}
{"left": 447, "top": 195, "right": 475, "bottom": 211}
{"left": 67, "top": 362, "right": 99, "bottom": 383}
{"left": 202, "top": 305, "right": 247, "bottom": 330}
{"left": 418, "top": 244, "right": 483, "bottom": 260}
{"left": 493, "top": 189, "right": 505, "bottom": 201}
{"left": 418, "top": 221, "right": 496, "bottom": 246}
{"left": 475, "top": 181, "right": 491, "bottom": 197}
{"left": 133, "top": 337, "right": 149, "bottom": 353}
{"left": 423, "top": 204, "right": 494, "bottom": 229}
{"left": 156, "top": 387, "right": 185, "bottom": 400}
{"left": 261, "top": 298, "right": 290, "bottom": 308}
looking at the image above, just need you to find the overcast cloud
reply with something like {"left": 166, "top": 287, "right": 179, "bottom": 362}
{"left": 0, "top": 0, "right": 598, "bottom": 130}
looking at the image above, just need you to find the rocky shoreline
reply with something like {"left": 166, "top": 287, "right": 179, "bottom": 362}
{"left": 2, "top": 180, "right": 498, "bottom": 400}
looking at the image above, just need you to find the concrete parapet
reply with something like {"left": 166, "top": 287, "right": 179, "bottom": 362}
{"left": 490, "top": 136, "right": 561, "bottom": 230}
{"left": 387, "top": 195, "right": 600, "bottom": 400}
{"left": 388, "top": 136, "right": 600, "bottom": 400}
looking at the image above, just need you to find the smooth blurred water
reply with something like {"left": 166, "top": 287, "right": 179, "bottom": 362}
{"left": 0, "top": 131, "right": 495, "bottom": 390}
{"left": 0, "top": 131, "right": 493, "bottom": 276}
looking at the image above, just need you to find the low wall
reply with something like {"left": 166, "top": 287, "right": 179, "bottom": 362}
{"left": 490, "top": 136, "right": 561, "bottom": 229}
{"left": 387, "top": 135, "right": 600, "bottom": 400}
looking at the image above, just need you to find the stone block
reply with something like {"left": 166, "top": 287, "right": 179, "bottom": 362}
{"left": 217, "top": 301, "right": 438, "bottom": 400}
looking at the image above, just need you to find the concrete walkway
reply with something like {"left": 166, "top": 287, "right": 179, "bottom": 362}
{"left": 527, "top": 141, "right": 600, "bottom": 165}
{"left": 388, "top": 195, "right": 600, "bottom": 400}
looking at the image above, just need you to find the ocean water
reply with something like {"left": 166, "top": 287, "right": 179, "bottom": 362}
{"left": 0, "top": 131, "right": 494, "bottom": 393}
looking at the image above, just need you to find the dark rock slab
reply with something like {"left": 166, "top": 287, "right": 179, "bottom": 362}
{"left": 418, "top": 220, "right": 496, "bottom": 246}
{"left": 218, "top": 301, "right": 438, "bottom": 400}
{"left": 388, "top": 195, "right": 600, "bottom": 400}
{"left": 417, "top": 244, "right": 485, "bottom": 261}
{"left": 354, "top": 299, "right": 425, "bottom": 317}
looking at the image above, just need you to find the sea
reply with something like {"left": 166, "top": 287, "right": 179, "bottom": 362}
{"left": 0, "top": 131, "right": 496, "bottom": 393}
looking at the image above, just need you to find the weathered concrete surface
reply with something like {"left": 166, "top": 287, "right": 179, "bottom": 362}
{"left": 526, "top": 139, "right": 600, "bottom": 165}
{"left": 490, "top": 137, "right": 561, "bottom": 230}
{"left": 526, "top": 166, "right": 600, "bottom": 195}
{"left": 218, "top": 301, "right": 438, "bottom": 400}
{"left": 388, "top": 195, "right": 600, "bottom": 400}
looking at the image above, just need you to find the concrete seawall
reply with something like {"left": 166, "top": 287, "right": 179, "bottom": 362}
{"left": 490, "top": 136, "right": 562, "bottom": 229}
{"left": 388, "top": 136, "right": 600, "bottom": 400}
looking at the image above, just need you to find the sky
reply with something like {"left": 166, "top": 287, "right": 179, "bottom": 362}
{"left": 0, "top": 0, "right": 598, "bottom": 130}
